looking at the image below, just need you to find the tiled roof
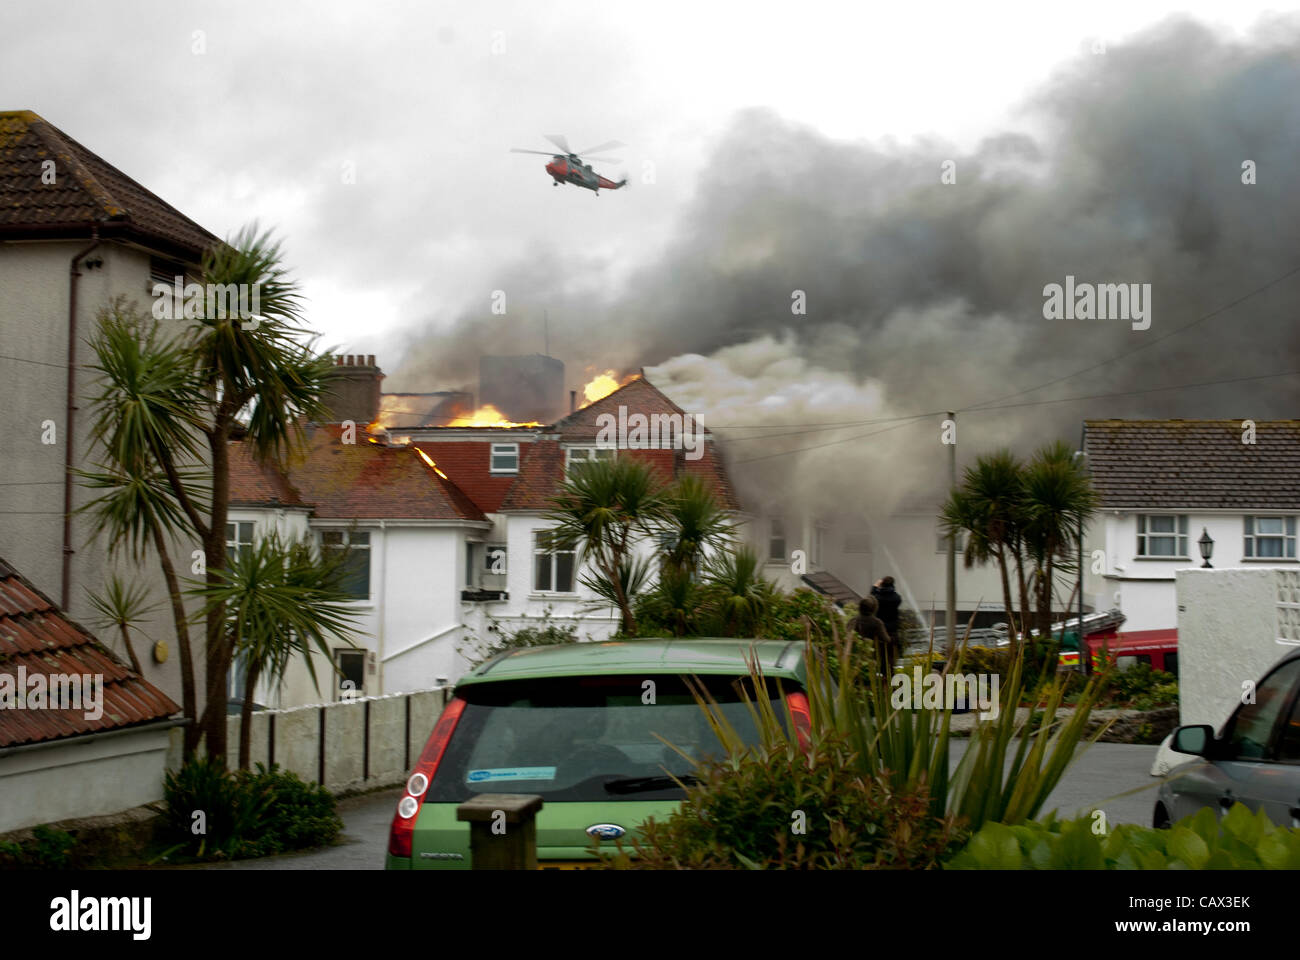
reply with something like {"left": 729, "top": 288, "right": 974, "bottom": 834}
{"left": 0, "top": 557, "right": 180, "bottom": 748}
{"left": 554, "top": 376, "right": 701, "bottom": 441}
{"left": 411, "top": 439, "right": 533, "bottom": 514}
{"left": 228, "top": 446, "right": 306, "bottom": 508}
{"left": 498, "top": 438, "right": 566, "bottom": 511}
{"left": 228, "top": 425, "right": 488, "bottom": 522}
{"left": 493, "top": 377, "right": 738, "bottom": 512}
{"left": 0, "top": 109, "right": 219, "bottom": 261}
{"left": 1084, "top": 419, "right": 1300, "bottom": 510}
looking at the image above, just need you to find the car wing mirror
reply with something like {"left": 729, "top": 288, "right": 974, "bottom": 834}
{"left": 1170, "top": 724, "right": 1215, "bottom": 757}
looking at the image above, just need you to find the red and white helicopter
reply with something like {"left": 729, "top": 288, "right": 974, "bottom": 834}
{"left": 510, "top": 134, "right": 627, "bottom": 194}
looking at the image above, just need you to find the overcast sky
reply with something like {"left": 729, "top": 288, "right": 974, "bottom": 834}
{"left": 2, "top": 0, "right": 1287, "bottom": 378}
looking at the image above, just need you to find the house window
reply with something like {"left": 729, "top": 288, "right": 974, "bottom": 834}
{"left": 490, "top": 443, "right": 519, "bottom": 474}
{"left": 485, "top": 545, "right": 507, "bottom": 575}
{"left": 321, "top": 530, "right": 371, "bottom": 598}
{"left": 1136, "top": 515, "right": 1187, "bottom": 557}
{"left": 565, "top": 446, "right": 616, "bottom": 476}
{"left": 335, "top": 649, "right": 366, "bottom": 700}
{"left": 812, "top": 524, "right": 825, "bottom": 565}
{"left": 465, "top": 542, "right": 477, "bottom": 587}
{"left": 226, "top": 521, "right": 254, "bottom": 560}
{"left": 1244, "top": 516, "right": 1297, "bottom": 559}
{"left": 533, "top": 530, "right": 575, "bottom": 593}
{"left": 768, "top": 517, "right": 786, "bottom": 562}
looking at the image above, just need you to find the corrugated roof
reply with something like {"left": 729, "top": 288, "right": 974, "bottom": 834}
{"left": 0, "top": 109, "right": 219, "bottom": 261}
{"left": 0, "top": 557, "right": 180, "bottom": 748}
{"left": 1084, "top": 419, "right": 1300, "bottom": 510}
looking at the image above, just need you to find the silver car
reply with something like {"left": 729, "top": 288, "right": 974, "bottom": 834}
{"left": 1154, "top": 648, "right": 1300, "bottom": 829}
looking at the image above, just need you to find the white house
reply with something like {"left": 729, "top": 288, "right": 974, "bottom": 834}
{"left": 0, "top": 108, "right": 219, "bottom": 716}
{"left": 1082, "top": 418, "right": 1300, "bottom": 648}
{"left": 228, "top": 369, "right": 744, "bottom": 707}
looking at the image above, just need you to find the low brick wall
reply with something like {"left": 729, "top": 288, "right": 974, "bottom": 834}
{"left": 212, "top": 686, "right": 452, "bottom": 793}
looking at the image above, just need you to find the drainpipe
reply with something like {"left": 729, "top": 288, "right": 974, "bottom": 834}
{"left": 63, "top": 228, "right": 101, "bottom": 609}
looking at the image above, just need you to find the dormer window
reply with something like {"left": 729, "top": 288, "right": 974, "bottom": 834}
{"left": 490, "top": 443, "right": 519, "bottom": 474}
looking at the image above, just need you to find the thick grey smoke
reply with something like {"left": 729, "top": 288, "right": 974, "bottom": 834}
{"left": 392, "top": 16, "right": 1300, "bottom": 513}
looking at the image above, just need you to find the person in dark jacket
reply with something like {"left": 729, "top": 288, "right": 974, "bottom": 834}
{"left": 871, "top": 577, "right": 903, "bottom": 665}
{"left": 848, "top": 595, "right": 893, "bottom": 674}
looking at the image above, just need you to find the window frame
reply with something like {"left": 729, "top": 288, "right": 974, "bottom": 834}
{"left": 1244, "top": 515, "right": 1297, "bottom": 560}
{"left": 768, "top": 516, "right": 786, "bottom": 563}
{"left": 564, "top": 446, "right": 616, "bottom": 476}
{"left": 490, "top": 442, "right": 520, "bottom": 475}
{"left": 334, "top": 648, "right": 367, "bottom": 701}
{"left": 532, "top": 529, "right": 576, "bottom": 594}
{"left": 1219, "top": 658, "right": 1300, "bottom": 762}
{"left": 1136, "top": 514, "right": 1188, "bottom": 558}
{"left": 320, "top": 529, "right": 373, "bottom": 600}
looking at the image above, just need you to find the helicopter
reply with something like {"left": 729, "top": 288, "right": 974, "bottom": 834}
{"left": 510, "top": 134, "right": 627, "bottom": 194}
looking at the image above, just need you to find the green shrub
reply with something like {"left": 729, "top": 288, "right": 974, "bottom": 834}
{"left": 0, "top": 825, "right": 76, "bottom": 870}
{"left": 946, "top": 803, "right": 1300, "bottom": 869}
{"left": 598, "top": 736, "right": 965, "bottom": 869}
{"left": 1106, "top": 663, "right": 1175, "bottom": 705}
{"left": 161, "top": 758, "right": 342, "bottom": 861}
{"left": 1133, "top": 681, "right": 1179, "bottom": 711}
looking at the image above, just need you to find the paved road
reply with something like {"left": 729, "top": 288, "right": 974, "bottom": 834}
{"left": 200, "top": 741, "right": 1162, "bottom": 870}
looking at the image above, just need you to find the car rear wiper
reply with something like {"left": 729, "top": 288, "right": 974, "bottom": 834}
{"left": 603, "top": 774, "right": 699, "bottom": 794}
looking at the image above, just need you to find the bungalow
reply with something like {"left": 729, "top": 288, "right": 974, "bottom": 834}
{"left": 1082, "top": 419, "right": 1300, "bottom": 663}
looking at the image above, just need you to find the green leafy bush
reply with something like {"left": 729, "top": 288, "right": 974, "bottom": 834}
{"left": 946, "top": 804, "right": 1300, "bottom": 869}
{"left": 0, "top": 825, "right": 76, "bottom": 870}
{"left": 598, "top": 736, "right": 965, "bottom": 869}
{"left": 1106, "top": 663, "right": 1175, "bottom": 705}
{"left": 161, "top": 757, "right": 342, "bottom": 861}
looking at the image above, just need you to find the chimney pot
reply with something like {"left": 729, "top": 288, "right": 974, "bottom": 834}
{"left": 367, "top": 354, "right": 375, "bottom": 367}
{"left": 570, "top": 390, "right": 577, "bottom": 413}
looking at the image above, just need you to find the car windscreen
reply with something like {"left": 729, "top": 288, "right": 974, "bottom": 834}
{"left": 426, "top": 673, "right": 799, "bottom": 803}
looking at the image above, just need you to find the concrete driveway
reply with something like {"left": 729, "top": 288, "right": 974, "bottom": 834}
{"left": 198, "top": 741, "right": 1162, "bottom": 870}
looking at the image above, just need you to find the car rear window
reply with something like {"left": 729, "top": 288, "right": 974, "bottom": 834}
{"left": 426, "top": 673, "right": 800, "bottom": 802}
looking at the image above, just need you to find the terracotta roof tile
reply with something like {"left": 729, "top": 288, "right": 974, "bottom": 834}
{"left": 228, "top": 425, "right": 488, "bottom": 522}
{"left": 411, "top": 439, "right": 533, "bottom": 514}
{"left": 0, "top": 556, "right": 180, "bottom": 748}
{"left": 0, "top": 110, "right": 218, "bottom": 261}
{"left": 1084, "top": 419, "right": 1300, "bottom": 510}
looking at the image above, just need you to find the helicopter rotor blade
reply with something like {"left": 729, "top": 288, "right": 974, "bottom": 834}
{"left": 510, "top": 148, "right": 559, "bottom": 156}
{"left": 584, "top": 157, "right": 623, "bottom": 165}
{"left": 543, "top": 133, "right": 572, "bottom": 154}
{"left": 575, "top": 139, "right": 625, "bottom": 157}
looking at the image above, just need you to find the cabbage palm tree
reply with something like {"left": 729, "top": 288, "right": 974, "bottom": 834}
{"left": 82, "top": 225, "right": 337, "bottom": 764}
{"left": 1020, "top": 441, "right": 1098, "bottom": 641}
{"left": 190, "top": 531, "right": 361, "bottom": 770}
{"left": 657, "top": 474, "right": 734, "bottom": 578}
{"left": 545, "top": 456, "right": 669, "bottom": 635}
{"left": 701, "top": 546, "right": 775, "bottom": 637}
{"left": 940, "top": 450, "right": 1025, "bottom": 639}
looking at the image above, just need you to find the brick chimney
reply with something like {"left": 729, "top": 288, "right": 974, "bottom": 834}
{"left": 322, "top": 354, "right": 384, "bottom": 424}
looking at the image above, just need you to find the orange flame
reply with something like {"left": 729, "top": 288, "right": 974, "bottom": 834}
{"left": 446, "top": 404, "right": 542, "bottom": 428}
{"left": 413, "top": 446, "right": 449, "bottom": 479}
{"left": 581, "top": 370, "right": 638, "bottom": 406}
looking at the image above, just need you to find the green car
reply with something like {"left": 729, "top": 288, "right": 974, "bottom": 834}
{"left": 385, "top": 637, "right": 811, "bottom": 869}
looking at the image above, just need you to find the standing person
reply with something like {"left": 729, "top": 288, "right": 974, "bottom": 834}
{"left": 871, "top": 576, "right": 903, "bottom": 666}
{"left": 848, "top": 595, "right": 893, "bottom": 675}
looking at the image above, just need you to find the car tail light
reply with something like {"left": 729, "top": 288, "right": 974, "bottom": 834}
{"left": 388, "top": 696, "right": 467, "bottom": 859}
{"left": 786, "top": 690, "right": 812, "bottom": 753}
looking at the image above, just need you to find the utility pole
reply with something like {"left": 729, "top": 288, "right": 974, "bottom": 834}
{"left": 946, "top": 410, "right": 957, "bottom": 657}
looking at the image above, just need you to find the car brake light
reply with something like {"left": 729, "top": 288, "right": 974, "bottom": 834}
{"left": 388, "top": 696, "right": 467, "bottom": 859}
{"left": 786, "top": 690, "right": 812, "bottom": 753}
